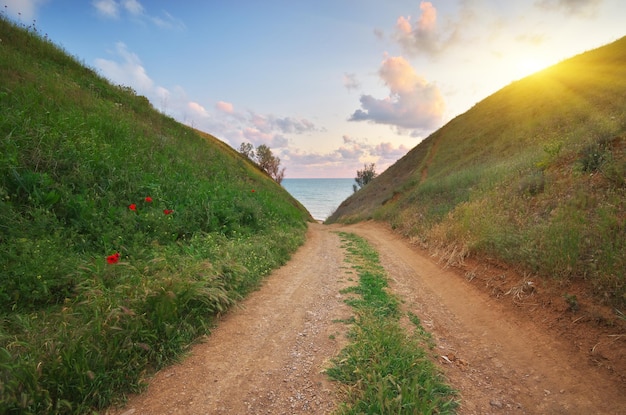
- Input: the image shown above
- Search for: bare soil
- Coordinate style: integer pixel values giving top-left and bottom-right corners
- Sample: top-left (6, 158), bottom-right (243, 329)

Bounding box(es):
top-left (108, 222), bottom-right (626, 415)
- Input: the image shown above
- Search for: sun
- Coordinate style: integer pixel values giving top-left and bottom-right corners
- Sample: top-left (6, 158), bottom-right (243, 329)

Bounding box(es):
top-left (516, 57), bottom-right (550, 79)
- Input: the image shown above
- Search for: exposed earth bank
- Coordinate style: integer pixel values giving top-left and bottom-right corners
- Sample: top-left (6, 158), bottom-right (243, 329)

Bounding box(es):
top-left (108, 222), bottom-right (626, 415)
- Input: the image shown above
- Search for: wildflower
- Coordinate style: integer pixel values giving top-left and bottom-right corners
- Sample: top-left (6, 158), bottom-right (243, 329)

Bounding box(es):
top-left (129, 203), bottom-right (137, 211)
top-left (163, 209), bottom-right (174, 215)
top-left (145, 196), bottom-right (153, 203)
top-left (107, 252), bottom-right (120, 264)
top-left (251, 189), bottom-right (256, 193)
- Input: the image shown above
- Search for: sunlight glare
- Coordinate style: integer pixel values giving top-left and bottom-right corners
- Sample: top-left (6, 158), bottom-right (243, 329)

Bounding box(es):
top-left (517, 57), bottom-right (549, 78)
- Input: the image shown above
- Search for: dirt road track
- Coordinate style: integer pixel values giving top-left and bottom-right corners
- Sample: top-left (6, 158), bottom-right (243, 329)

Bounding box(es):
top-left (109, 222), bottom-right (626, 415)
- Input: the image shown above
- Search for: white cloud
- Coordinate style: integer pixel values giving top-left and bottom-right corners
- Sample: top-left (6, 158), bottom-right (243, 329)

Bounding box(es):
top-left (91, 0), bottom-right (185, 29)
top-left (95, 42), bottom-right (155, 93)
top-left (121, 0), bottom-right (143, 15)
top-left (150, 11), bottom-right (186, 30)
top-left (4, 0), bottom-right (47, 21)
top-left (349, 56), bottom-right (445, 133)
top-left (93, 0), bottom-right (119, 19)
top-left (188, 102), bottom-right (209, 118)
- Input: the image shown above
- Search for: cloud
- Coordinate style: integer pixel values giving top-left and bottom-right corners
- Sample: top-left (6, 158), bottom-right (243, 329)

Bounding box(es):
top-left (372, 142), bottom-right (411, 161)
top-left (349, 56), bottom-right (445, 133)
top-left (243, 128), bottom-right (289, 148)
top-left (188, 102), bottom-right (209, 117)
top-left (373, 28), bottom-right (385, 40)
top-left (395, 1), bottom-right (448, 55)
top-left (121, 0), bottom-right (143, 15)
top-left (343, 73), bottom-right (361, 91)
top-left (150, 11), bottom-right (186, 30)
top-left (92, 0), bottom-right (185, 29)
top-left (95, 42), bottom-right (156, 93)
top-left (272, 117), bottom-right (317, 134)
top-left (280, 138), bottom-right (410, 178)
top-left (193, 106), bottom-right (318, 151)
top-left (93, 0), bottom-right (119, 18)
top-left (216, 101), bottom-right (234, 114)
top-left (3, 0), bottom-right (47, 21)
top-left (534, 0), bottom-right (602, 17)
top-left (247, 113), bottom-right (318, 135)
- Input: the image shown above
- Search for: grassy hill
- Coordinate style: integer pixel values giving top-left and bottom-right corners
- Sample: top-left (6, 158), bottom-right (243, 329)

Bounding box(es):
top-left (328, 36), bottom-right (626, 307)
top-left (0, 17), bottom-right (310, 413)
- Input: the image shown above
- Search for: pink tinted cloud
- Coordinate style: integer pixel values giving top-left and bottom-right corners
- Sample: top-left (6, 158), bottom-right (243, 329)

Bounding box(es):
top-left (216, 101), bottom-right (234, 114)
top-left (349, 56), bottom-right (445, 133)
top-left (188, 101), bottom-right (208, 117)
top-left (242, 128), bottom-right (288, 148)
top-left (281, 140), bottom-right (411, 178)
top-left (395, 1), bottom-right (458, 56)
top-left (418, 1), bottom-right (437, 31)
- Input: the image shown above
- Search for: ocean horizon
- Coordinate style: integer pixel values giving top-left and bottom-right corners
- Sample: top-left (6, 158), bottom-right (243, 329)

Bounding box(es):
top-left (282, 178), bottom-right (354, 221)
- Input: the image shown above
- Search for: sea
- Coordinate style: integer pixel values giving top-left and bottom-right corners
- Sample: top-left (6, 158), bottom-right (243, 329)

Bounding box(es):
top-left (282, 178), bottom-right (354, 221)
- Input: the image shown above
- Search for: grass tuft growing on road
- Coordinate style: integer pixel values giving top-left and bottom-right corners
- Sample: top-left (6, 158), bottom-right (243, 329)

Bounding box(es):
top-left (328, 232), bottom-right (457, 414)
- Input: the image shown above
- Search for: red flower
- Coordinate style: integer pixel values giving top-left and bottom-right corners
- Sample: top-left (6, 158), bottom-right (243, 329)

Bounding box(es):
top-left (129, 203), bottom-right (137, 211)
top-left (163, 209), bottom-right (174, 215)
top-left (145, 196), bottom-right (153, 203)
top-left (251, 189), bottom-right (256, 193)
top-left (107, 252), bottom-right (120, 264)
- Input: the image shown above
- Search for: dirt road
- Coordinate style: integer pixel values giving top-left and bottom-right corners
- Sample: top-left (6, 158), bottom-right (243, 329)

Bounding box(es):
top-left (109, 222), bottom-right (626, 415)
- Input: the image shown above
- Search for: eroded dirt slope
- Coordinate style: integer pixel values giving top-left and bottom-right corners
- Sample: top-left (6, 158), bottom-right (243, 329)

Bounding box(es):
top-left (108, 222), bottom-right (626, 415)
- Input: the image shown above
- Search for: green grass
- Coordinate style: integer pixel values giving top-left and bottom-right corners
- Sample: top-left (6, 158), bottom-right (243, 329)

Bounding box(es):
top-left (328, 36), bottom-right (626, 307)
top-left (327, 232), bottom-right (457, 414)
top-left (0, 17), bottom-right (310, 414)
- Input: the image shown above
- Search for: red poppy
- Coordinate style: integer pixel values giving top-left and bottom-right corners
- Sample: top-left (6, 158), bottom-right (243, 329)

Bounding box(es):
top-left (163, 209), bottom-right (174, 215)
top-left (145, 196), bottom-right (153, 203)
top-left (107, 252), bottom-right (120, 264)
top-left (129, 203), bottom-right (137, 211)
top-left (251, 189), bottom-right (256, 193)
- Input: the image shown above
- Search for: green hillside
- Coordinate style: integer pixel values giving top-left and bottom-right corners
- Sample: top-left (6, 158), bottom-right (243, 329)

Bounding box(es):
top-left (0, 17), bottom-right (310, 413)
top-left (329, 36), bottom-right (626, 306)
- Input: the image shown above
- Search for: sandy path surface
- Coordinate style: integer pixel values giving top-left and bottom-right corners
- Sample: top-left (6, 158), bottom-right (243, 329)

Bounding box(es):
top-left (108, 222), bottom-right (626, 415)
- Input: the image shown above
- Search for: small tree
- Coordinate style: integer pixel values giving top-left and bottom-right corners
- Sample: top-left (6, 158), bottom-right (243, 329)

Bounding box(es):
top-left (354, 163), bottom-right (376, 191)
top-left (238, 142), bottom-right (255, 159)
top-left (256, 144), bottom-right (285, 184)
top-left (239, 142), bottom-right (285, 184)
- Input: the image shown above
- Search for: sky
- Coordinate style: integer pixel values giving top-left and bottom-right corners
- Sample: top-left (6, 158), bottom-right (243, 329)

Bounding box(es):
top-left (4, 0), bottom-right (625, 177)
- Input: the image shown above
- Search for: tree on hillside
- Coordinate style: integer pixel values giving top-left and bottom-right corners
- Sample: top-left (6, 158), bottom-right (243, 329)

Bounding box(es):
top-left (238, 142), bottom-right (255, 159)
top-left (354, 163), bottom-right (377, 192)
top-left (239, 142), bottom-right (286, 184)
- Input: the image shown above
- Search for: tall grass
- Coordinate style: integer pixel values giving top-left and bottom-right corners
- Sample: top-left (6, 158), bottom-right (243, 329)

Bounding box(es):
top-left (328, 233), bottom-right (457, 414)
top-left (0, 16), bottom-right (310, 413)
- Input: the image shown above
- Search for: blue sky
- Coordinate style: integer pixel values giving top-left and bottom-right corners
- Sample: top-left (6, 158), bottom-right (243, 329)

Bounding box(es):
top-left (4, 0), bottom-right (625, 177)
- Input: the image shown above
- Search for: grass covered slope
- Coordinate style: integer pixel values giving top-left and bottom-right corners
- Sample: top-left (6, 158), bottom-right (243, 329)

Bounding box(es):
top-left (0, 17), bottom-right (310, 413)
top-left (328, 36), bottom-right (626, 306)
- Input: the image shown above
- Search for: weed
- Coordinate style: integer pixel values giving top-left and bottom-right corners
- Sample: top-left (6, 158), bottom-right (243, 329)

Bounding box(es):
top-left (578, 136), bottom-right (612, 173)
top-left (564, 293), bottom-right (580, 312)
